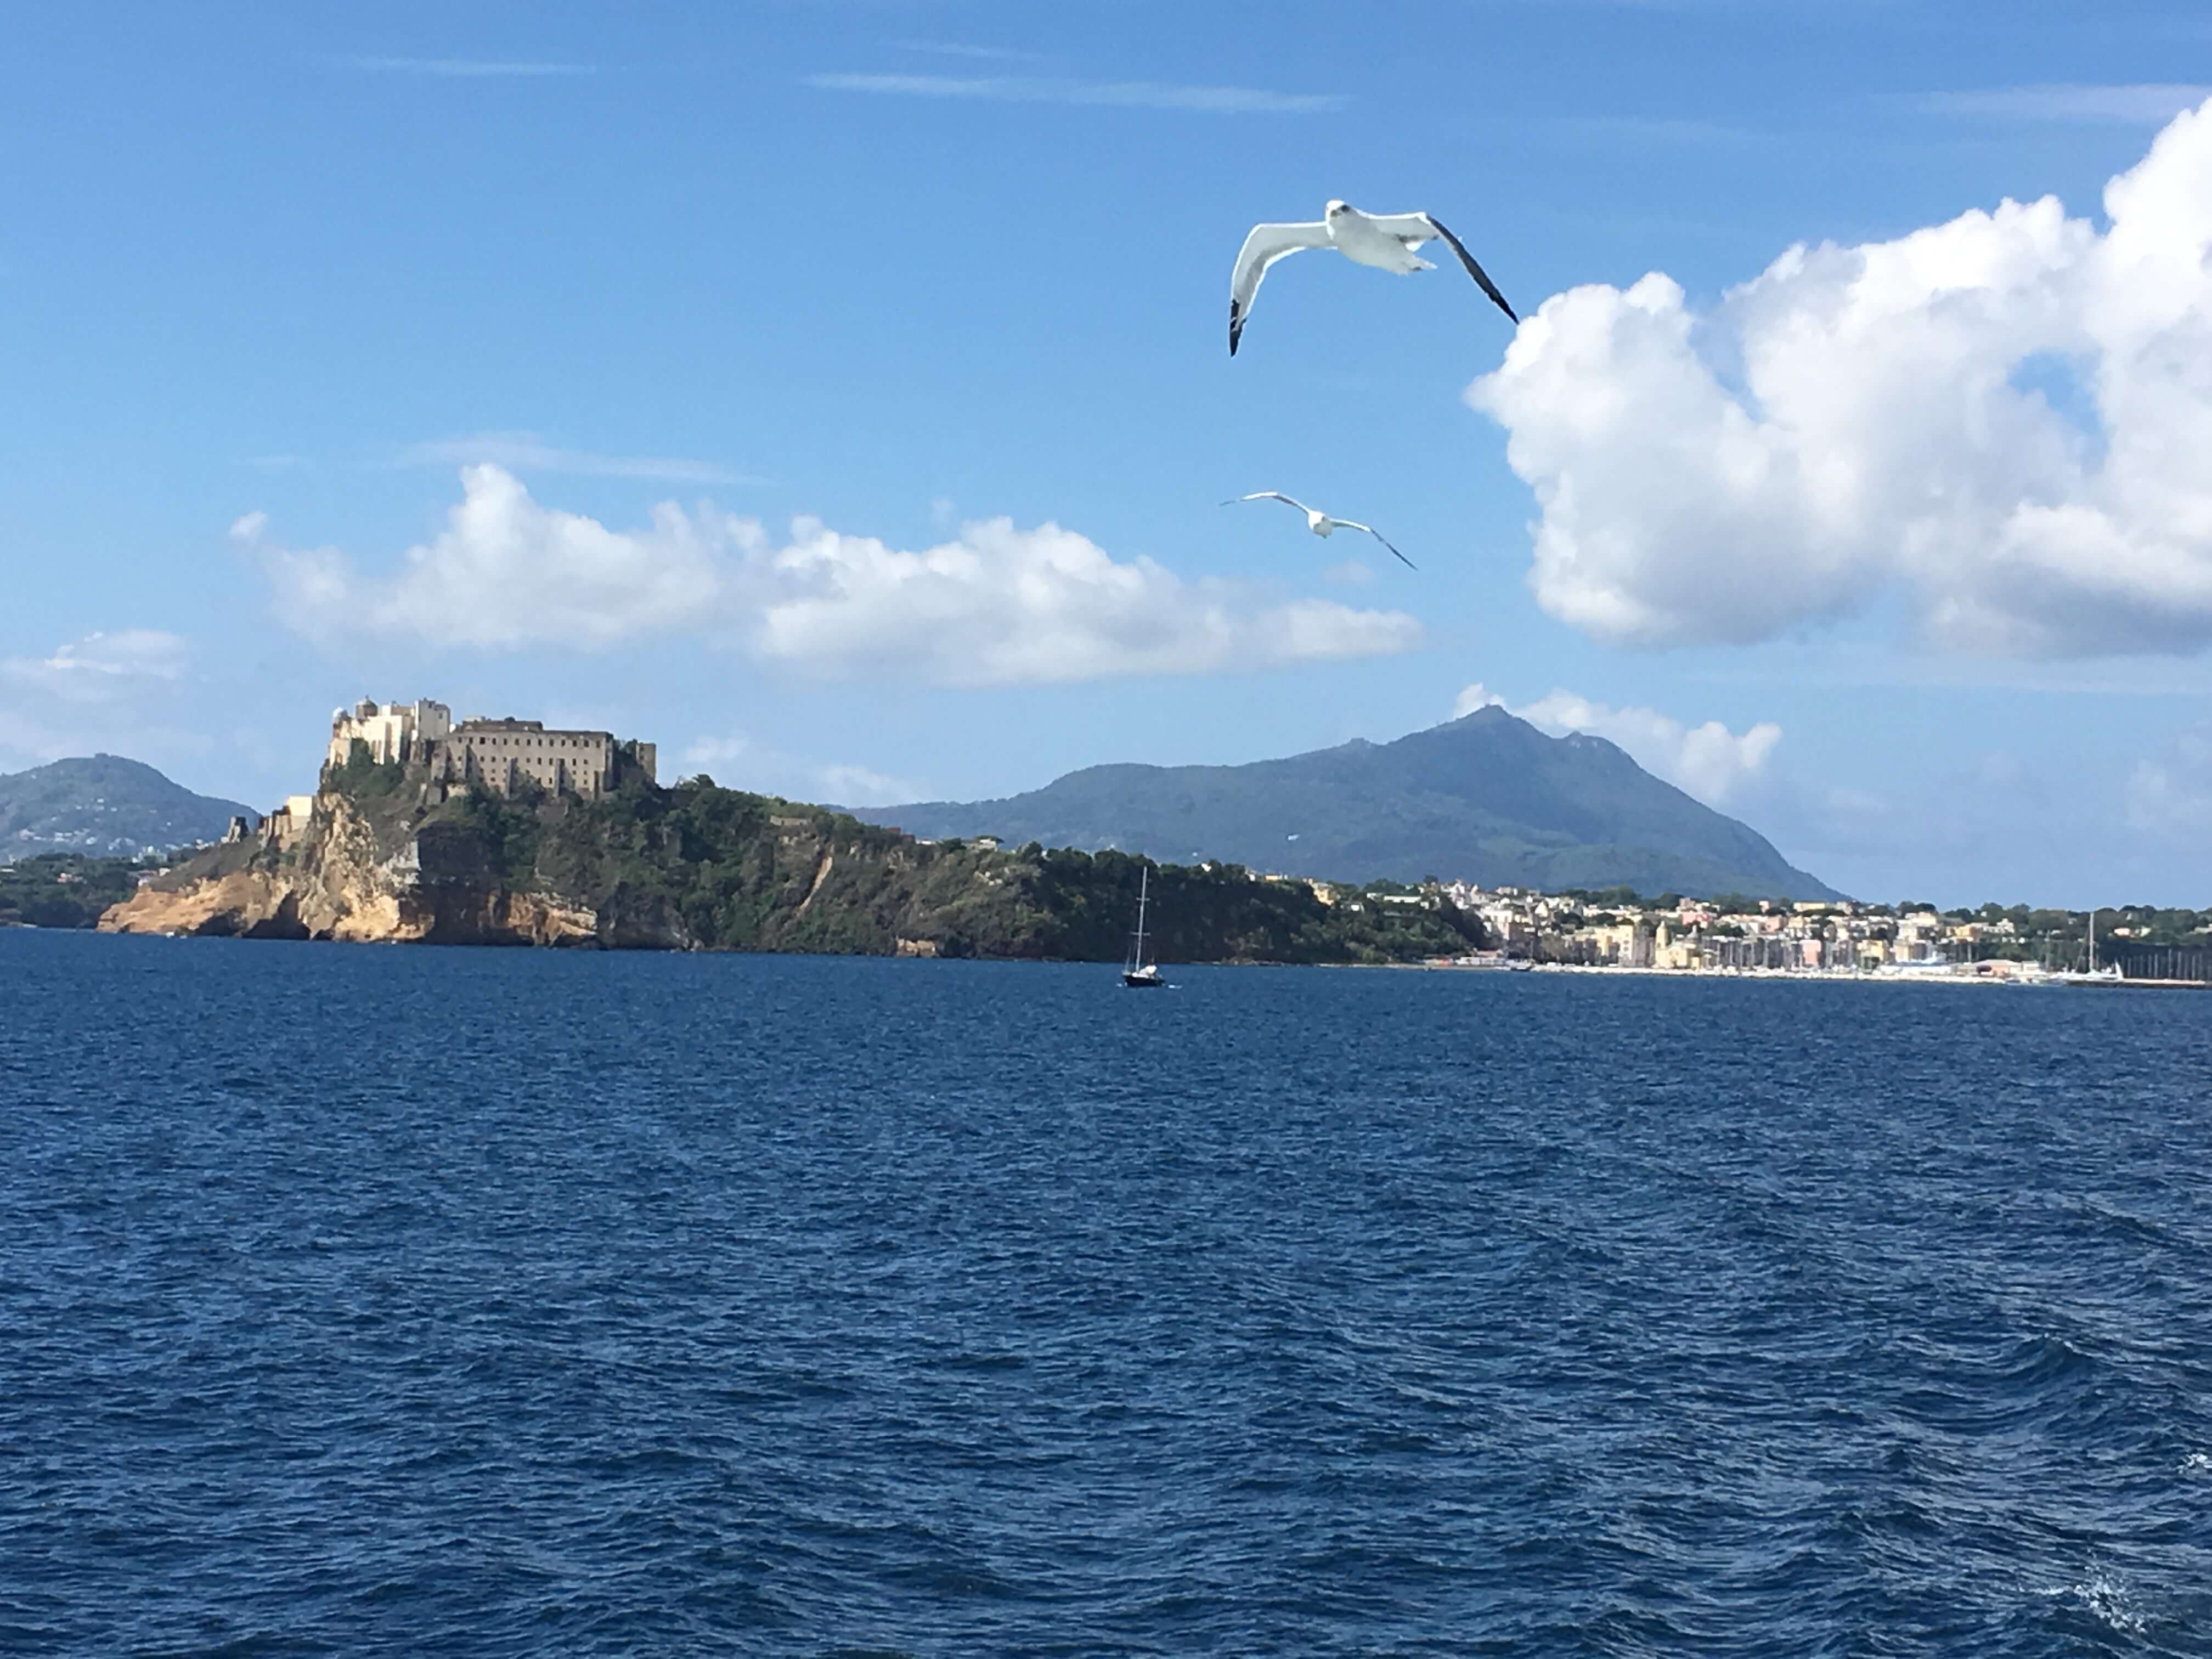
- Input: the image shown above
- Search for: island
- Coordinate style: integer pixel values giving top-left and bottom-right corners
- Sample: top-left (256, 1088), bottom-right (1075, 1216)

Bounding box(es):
top-left (94, 700), bottom-right (1481, 964)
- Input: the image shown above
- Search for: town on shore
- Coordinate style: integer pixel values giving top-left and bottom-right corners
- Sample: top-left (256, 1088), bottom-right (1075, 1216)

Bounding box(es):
top-left (1336, 882), bottom-right (2208, 986)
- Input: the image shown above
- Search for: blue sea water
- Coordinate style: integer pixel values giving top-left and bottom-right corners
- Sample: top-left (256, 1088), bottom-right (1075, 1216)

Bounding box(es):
top-left (4, 930), bottom-right (2212, 1656)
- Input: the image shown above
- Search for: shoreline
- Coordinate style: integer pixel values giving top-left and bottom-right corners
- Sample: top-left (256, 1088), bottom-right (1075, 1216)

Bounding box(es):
top-left (1374, 959), bottom-right (2211, 990)
top-left (21, 926), bottom-right (2208, 988)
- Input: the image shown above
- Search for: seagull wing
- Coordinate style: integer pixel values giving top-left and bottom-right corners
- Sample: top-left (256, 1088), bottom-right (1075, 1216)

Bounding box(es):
top-left (1223, 491), bottom-right (1312, 514)
top-left (1363, 211), bottom-right (1518, 325)
top-left (1229, 221), bottom-right (1330, 356)
top-left (1331, 519), bottom-right (1417, 571)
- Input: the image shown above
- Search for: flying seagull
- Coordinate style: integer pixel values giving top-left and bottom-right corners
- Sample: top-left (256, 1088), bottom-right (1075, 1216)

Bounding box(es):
top-left (1222, 492), bottom-right (1415, 570)
top-left (1228, 200), bottom-right (1518, 356)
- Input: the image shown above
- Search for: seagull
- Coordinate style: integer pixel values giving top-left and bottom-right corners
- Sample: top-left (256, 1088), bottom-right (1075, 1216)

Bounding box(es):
top-left (1222, 492), bottom-right (1415, 570)
top-left (1228, 200), bottom-right (1518, 356)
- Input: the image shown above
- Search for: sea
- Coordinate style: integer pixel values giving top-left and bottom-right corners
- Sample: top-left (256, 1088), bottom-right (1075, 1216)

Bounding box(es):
top-left (4, 928), bottom-right (2211, 1657)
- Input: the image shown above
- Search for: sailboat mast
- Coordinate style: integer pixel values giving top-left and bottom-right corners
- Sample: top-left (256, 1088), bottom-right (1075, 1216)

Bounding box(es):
top-left (1133, 867), bottom-right (1149, 966)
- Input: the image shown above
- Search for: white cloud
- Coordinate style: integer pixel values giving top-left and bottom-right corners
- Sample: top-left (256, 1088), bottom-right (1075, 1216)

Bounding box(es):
top-left (1922, 84), bottom-right (2212, 123)
top-left (0, 630), bottom-right (205, 771)
top-left (804, 72), bottom-right (1345, 115)
top-left (348, 57), bottom-right (592, 78)
top-left (261, 465), bottom-right (738, 650)
top-left (1453, 682), bottom-right (1781, 805)
top-left (682, 737), bottom-right (752, 770)
top-left (399, 433), bottom-right (754, 486)
top-left (3, 630), bottom-right (190, 698)
top-left (2125, 725), bottom-right (2212, 837)
top-left (680, 733), bottom-right (922, 807)
top-left (754, 515), bottom-right (1417, 684)
top-left (1469, 97), bottom-right (2212, 657)
top-left (229, 511), bottom-right (268, 542)
top-left (254, 465), bottom-right (1421, 684)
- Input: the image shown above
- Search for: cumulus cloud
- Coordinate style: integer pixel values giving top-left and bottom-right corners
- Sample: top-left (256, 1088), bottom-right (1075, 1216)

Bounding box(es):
top-left (252, 465), bottom-right (736, 650)
top-left (754, 515), bottom-right (1415, 684)
top-left (250, 465), bottom-right (1420, 684)
top-left (1454, 682), bottom-right (1781, 805)
top-left (1469, 97), bottom-right (2212, 657)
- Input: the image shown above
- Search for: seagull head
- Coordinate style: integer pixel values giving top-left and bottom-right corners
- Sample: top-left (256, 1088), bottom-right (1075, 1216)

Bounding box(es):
top-left (1325, 200), bottom-right (1349, 218)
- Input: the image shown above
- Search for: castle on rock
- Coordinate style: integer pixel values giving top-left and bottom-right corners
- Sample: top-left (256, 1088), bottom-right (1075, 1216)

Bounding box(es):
top-left (325, 698), bottom-right (657, 802)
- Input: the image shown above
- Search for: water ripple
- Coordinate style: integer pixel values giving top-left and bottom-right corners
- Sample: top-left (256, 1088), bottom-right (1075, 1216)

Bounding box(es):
top-left (4, 932), bottom-right (2211, 1655)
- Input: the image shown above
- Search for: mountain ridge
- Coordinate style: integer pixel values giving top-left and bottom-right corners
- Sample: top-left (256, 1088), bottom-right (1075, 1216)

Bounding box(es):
top-left (0, 754), bottom-right (253, 863)
top-left (854, 707), bottom-right (1838, 900)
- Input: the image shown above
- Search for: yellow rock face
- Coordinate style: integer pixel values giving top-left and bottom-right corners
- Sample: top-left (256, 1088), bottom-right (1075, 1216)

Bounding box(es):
top-left (97, 789), bottom-right (616, 947)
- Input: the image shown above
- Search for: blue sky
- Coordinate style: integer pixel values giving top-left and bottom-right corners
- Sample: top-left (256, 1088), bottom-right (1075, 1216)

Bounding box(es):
top-left (4, 1), bottom-right (2210, 905)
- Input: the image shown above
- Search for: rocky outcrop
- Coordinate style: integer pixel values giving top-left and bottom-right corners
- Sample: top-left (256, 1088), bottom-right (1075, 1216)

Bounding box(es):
top-left (98, 789), bottom-right (691, 948)
top-left (97, 869), bottom-right (309, 939)
top-left (95, 769), bottom-right (1483, 963)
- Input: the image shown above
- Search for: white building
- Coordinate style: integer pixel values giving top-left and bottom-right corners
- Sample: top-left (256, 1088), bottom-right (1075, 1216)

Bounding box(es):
top-left (328, 698), bottom-right (453, 769)
top-left (266, 793), bottom-right (317, 848)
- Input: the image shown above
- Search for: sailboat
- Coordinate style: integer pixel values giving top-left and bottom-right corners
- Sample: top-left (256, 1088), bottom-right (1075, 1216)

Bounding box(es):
top-left (1122, 866), bottom-right (1166, 988)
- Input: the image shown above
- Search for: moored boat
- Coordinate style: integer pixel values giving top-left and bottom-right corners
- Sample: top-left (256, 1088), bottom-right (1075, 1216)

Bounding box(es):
top-left (1122, 867), bottom-right (1166, 988)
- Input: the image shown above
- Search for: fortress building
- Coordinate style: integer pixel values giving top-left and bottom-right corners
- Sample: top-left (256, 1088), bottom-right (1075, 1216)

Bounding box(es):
top-left (326, 698), bottom-right (453, 768)
top-left (327, 697), bottom-right (656, 802)
top-left (439, 717), bottom-right (655, 800)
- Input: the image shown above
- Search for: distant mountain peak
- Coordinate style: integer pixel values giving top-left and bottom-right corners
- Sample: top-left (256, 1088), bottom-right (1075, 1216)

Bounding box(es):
top-left (853, 714), bottom-right (1836, 900)
top-left (0, 755), bottom-right (253, 864)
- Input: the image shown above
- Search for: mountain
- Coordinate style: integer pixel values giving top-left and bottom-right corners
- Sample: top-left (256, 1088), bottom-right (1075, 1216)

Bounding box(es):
top-left (857, 707), bottom-right (1838, 900)
top-left (0, 755), bottom-right (254, 863)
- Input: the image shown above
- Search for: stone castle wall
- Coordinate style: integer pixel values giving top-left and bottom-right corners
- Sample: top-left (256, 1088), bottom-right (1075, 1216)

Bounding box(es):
top-left (325, 697), bottom-right (657, 803)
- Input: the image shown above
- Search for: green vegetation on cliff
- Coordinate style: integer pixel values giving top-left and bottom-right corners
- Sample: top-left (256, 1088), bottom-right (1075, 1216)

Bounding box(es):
top-left (279, 768), bottom-right (1486, 962)
top-left (1, 853), bottom-right (149, 928)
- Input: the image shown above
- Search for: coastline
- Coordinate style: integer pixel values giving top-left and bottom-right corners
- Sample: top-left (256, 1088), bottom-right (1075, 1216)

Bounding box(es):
top-left (34, 926), bottom-right (2206, 988)
top-left (1362, 959), bottom-right (2210, 990)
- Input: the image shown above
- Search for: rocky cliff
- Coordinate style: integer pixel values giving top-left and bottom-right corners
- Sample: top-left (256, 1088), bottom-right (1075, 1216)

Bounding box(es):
top-left (99, 763), bottom-right (1482, 963)
top-left (99, 787), bottom-right (685, 946)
